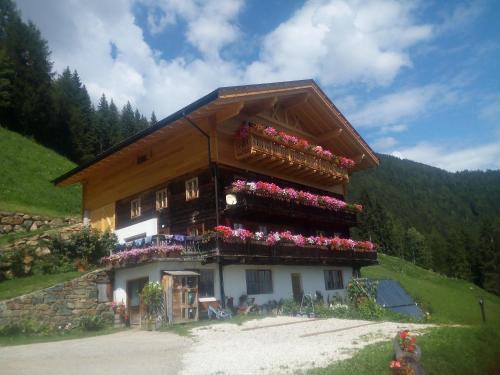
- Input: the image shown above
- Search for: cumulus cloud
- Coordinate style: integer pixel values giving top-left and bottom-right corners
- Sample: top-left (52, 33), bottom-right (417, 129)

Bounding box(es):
top-left (371, 136), bottom-right (398, 151)
top-left (391, 141), bottom-right (500, 172)
top-left (349, 84), bottom-right (456, 128)
top-left (15, 0), bottom-right (433, 118)
top-left (245, 0), bottom-right (432, 86)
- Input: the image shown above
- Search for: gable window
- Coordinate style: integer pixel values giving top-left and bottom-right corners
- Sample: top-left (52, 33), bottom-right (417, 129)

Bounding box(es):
top-left (156, 188), bottom-right (168, 210)
top-left (130, 198), bottom-right (141, 218)
top-left (324, 270), bottom-right (344, 290)
top-left (246, 270), bottom-right (273, 295)
top-left (185, 177), bottom-right (199, 201)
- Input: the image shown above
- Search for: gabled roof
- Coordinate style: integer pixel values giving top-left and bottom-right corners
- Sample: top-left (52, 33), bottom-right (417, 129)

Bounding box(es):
top-left (54, 79), bottom-right (378, 186)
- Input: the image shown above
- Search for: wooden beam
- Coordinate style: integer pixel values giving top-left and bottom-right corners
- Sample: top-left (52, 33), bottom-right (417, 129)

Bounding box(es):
top-left (353, 153), bottom-right (366, 163)
top-left (242, 97), bottom-right (278, 116)
top-left (216, 102), bottom-right (244, 124)
top-left (280, 93), bottom-right (310, 110)
top-left (316, 128), bottom-right (343, 143)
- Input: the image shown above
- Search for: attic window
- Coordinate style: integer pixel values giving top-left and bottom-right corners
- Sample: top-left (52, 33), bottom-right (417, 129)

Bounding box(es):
top-left (131, 198), bottom-right (141, 218)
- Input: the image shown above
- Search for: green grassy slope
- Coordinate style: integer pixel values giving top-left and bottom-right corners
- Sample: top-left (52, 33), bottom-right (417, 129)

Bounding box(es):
top-left (362, 253), bottom-right (500, 325)
top-left (309, 254), bottom-right (500, 375)
top-left (0, 127), bottom-right (81, 216)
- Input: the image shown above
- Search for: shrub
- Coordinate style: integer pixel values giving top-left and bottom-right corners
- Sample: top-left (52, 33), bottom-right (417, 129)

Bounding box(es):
top-left (51, 227), bottom-right (117, 267)
top-left (0, 319), bottom-right (51, 336)
top-left (141, 281), bottom-right (162, 316)
top-left (79, 315), bottom-right (105, 331)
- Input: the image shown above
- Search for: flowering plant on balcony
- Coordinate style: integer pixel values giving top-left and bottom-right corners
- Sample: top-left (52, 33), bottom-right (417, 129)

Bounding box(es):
top-left (237, 122), bottom-right (356, 169)
top-left (230, 179), bottom-right (363, 213)
top-left (101, 245), bottom-right (183, 266)
top-left (213, 226), bottom-right (375, 252)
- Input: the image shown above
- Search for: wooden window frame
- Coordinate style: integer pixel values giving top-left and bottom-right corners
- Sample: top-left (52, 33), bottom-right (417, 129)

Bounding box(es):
top-left (130, 198), bottom-right (141, 218)
top-left (156, 188), bottom-right (168, 210)
top-left (185, 177), bottom-right (199, 201)
top-left (245, 269), bottom-right (273, 295)
top-left (324, 270), bottom-right (344, 290)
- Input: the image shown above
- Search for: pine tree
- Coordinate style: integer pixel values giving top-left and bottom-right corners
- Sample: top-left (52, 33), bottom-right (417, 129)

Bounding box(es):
top-left (0, 0), bottom-right (53, 141)
top-left (108, 100), bottom-right (121, 145)
top-left (150, 111), bottom-right (157, 125)
top-left (120, 101), bottom-right (135, 138)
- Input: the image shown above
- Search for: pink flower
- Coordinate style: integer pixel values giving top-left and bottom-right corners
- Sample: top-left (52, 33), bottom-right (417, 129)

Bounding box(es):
top-left (264, 126), bottom-right (278, 137)
top-left (232, 180), bottom-right (247, 192)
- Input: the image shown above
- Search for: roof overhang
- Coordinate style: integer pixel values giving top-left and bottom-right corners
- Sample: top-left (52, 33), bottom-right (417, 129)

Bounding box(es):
top-left (54, 79), bottom-right (378, 186)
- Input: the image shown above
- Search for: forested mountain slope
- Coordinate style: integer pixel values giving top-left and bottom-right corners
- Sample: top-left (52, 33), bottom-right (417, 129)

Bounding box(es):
top-left (348, 154), bottom-right (500, 294)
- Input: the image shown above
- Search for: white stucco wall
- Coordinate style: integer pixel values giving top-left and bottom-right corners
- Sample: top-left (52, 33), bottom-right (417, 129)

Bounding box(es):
top-left (113, 261), bottom-right (352, 305)
top-left (114, 218), bottom-right (158, 243)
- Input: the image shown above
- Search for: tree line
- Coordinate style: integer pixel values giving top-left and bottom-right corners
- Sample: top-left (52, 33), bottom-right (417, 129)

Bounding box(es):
top-left (0, 0), bottom-right (157, 164)
top-left (350, 154), bottom-right (500, 296)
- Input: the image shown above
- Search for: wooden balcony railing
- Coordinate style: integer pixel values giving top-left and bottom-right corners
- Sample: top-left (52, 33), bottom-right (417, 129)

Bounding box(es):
top-left (112, 235), bottom-right (377, 267)
top-left (225, 191), bottom-right (357, 226)
top-left (235, 130), bottom-right (349, 184)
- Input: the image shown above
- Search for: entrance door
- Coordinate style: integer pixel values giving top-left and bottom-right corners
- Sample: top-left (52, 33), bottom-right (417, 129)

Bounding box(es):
top-left (291, 273), bottom-right (303, 302)
top-left (127, 277), bottom-right (148, 325)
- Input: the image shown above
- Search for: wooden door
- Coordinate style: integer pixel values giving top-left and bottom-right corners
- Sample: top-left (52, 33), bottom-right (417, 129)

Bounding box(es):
top-left (291, 273), bottom-right (303, 302)
top-left (127, 277), bottom-right (148, 325)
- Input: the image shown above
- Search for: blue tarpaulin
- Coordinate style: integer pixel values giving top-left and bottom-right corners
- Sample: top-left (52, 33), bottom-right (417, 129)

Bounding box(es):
top-left (375, 279), bottom-right (424, 319)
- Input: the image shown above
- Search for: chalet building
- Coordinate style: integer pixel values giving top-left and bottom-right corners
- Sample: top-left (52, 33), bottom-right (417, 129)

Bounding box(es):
top-left (55, 80), bottom-right (379, 323)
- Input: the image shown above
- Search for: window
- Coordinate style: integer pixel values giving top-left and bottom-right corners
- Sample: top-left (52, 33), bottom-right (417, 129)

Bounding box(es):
top-left (130, 198), bottom-right (141, 218)
top-left (199, 270), bottom-right (215, 297)
top-left (185, 177), bottom-right (199, 201)
top-left (324, 270), bottom-right (344, 290)
top-left (233, 223), bottom-right (243, 230)
top-left (246, 270), bottom-right (273, 295)
top-left (187, 223), bottom-right (205, 236)
top-left (156, 188), bottom-right (168, 210)
top-left (258, 225), bottom-right (268, 235)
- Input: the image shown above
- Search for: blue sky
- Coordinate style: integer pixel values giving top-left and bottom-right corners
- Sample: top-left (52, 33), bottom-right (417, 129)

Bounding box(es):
top-left (15, 0), bottom-right (500, 171)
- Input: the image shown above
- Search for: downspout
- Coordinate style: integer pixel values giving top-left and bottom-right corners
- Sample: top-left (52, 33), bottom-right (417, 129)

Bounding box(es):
top-left (182, 114), bottom-right (225, 306)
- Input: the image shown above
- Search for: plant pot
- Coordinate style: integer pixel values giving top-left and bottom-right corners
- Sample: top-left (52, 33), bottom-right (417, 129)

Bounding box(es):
top-left (393, 336), bottom-right (421, 362)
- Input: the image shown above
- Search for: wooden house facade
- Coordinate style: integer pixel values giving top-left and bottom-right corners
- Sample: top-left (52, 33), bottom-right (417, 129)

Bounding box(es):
top-left (55, 80), bottom-right (379, 322)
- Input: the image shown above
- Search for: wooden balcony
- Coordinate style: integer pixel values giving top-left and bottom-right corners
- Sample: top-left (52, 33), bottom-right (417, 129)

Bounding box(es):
top-left (113, 235), bottom-right (377, 267)
top-left (211, 241), bottom-right (377, 267)
top-left (235, 131), bottom-right (349, 185)
top-left (224, 191), bottom-right (357, 227)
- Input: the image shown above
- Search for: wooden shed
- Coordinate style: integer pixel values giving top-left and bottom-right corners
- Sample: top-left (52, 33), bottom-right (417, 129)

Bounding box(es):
top-left (162, 271), bottom-right (199, 324)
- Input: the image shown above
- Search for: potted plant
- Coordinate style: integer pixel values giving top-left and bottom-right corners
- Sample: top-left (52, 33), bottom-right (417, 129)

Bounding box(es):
top-left (393, 330), bottom-right (421, 362)
top-left (141, 281), bottom-right (163, 331)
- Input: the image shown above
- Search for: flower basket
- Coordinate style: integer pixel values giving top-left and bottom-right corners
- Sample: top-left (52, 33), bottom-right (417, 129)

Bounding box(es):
top-left (390, 360), bottom-right (413, 375)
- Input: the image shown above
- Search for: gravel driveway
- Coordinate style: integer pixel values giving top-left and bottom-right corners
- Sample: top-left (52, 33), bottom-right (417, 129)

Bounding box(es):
top-left (0, 317), bottom-right (433, 374)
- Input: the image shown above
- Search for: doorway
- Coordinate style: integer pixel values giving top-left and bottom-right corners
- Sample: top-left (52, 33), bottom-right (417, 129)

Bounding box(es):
top-left (126, 277), bottom-right (149, 325)
top-left (291, 273), bottom-right (303, 302)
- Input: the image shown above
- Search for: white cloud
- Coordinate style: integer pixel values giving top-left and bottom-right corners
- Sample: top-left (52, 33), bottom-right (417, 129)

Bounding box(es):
top-left (380, 124), bottom-right (408, 133)
top-left (350, 84), bottom-right (455, 128)
top-left (15, 0), bottom-right (433, 119)
top-left (391, 141), bottom-right (500, 172)
top-left (245, 0), bottom-right (432, 86)
top-left (371, 136), bottom-right (398, 151)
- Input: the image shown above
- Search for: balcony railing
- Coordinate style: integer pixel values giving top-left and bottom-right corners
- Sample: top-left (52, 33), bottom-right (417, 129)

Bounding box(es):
top-left (235, 130), bottom-right (349, 184)
top-left (225, 191), bottom-right (357, 226)
top-left (107, 234), bottom-right (376, 267)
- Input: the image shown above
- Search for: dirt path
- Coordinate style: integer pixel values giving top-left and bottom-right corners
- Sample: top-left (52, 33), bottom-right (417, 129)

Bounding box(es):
top-left (0, 317), bottom-right (434, 375)
top-left (0, 330), bottom-right (190, 375)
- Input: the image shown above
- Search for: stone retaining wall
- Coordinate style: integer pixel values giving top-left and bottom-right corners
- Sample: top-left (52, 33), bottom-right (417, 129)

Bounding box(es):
top-left (0, 211), bottom-right (80, 235)
top-left (0, 269), bottom-right (115, 329)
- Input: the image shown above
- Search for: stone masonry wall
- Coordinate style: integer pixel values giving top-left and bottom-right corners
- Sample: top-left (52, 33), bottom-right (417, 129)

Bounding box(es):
top-left (0, 211), bottom-right (80, 235)
top-left (0, 269), bottom-right (115, 329)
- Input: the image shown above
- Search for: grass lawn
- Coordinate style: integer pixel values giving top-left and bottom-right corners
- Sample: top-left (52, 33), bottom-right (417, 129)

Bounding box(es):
top-left (0, 327), bottom-right (124, 347)
top-left (363, 253), bottom-right (500, 326)
top-left (0, 272), bottom-right (83, 301)
top-left (0, 126), bottom-right (81, 217)
top-left (306, 254), bottom-right (500, 374)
